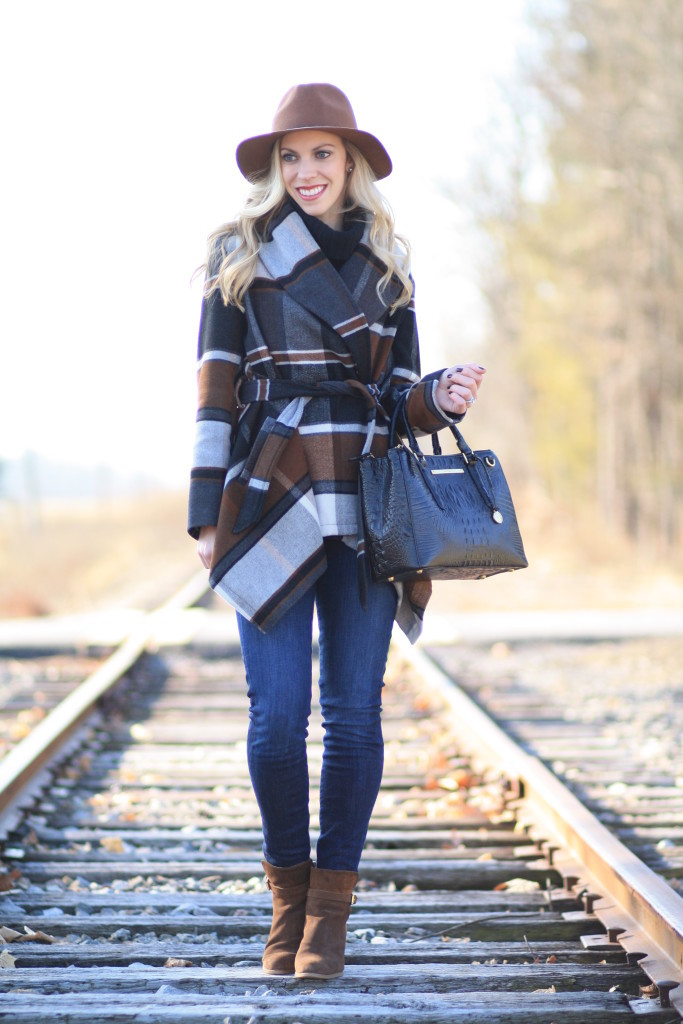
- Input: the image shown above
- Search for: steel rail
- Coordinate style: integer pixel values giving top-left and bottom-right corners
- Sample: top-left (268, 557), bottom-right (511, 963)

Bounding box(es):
top-left (0, 569), bottom-right (209, 830)
top-left (395, 632), bottom-right (683, 1015)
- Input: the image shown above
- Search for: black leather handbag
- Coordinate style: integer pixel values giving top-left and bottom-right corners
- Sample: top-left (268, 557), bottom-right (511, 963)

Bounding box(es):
top-left (357, 396), bottom-right (528, 583)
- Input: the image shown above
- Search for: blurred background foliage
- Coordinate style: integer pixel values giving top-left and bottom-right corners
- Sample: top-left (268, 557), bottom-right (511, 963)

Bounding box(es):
top-left (467, 0), bottom-right (683, 560)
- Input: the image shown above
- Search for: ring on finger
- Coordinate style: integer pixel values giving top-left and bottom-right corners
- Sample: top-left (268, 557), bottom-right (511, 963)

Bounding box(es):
top-left (466, 396), bottom-right (476, 405)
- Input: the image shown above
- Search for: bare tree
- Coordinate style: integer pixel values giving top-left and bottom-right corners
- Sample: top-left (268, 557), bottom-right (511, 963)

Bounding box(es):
top-left (467, 0), bottom-right (683, 553)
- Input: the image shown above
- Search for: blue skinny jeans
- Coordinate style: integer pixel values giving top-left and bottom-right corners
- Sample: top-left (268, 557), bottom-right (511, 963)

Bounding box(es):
top-left (236, 538), bottom-right (397, 871)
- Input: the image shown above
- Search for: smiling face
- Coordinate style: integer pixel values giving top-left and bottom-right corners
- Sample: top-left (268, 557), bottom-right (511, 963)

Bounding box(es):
top-left (279, 130), bottom-right (350, 230)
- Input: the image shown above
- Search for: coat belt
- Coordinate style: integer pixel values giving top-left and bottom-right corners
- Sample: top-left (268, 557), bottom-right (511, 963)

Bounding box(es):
top-left (232, 377), bottom-right (386, 534)
top-left (236, 377), bottom-right (383, 411)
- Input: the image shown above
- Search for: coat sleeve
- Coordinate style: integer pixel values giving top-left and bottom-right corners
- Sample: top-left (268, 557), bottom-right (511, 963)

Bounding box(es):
top-left (187, 272), bottom-right (246, 540)
top-left (384, 282), bottom-right (464, 435)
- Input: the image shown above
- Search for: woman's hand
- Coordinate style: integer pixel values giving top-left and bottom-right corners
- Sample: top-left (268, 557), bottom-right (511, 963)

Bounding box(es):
top-left (197, 526), bottom-right (217, 570)
top-left (434, 362), bottom-right (486, 416)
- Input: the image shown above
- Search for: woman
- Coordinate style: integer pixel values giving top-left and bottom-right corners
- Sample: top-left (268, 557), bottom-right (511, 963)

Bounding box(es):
top-left (188, 83), bottom-right (485, 980)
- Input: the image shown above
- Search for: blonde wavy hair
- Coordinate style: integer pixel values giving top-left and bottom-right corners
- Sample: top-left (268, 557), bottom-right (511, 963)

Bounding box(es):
top-left (202, 139), bottom-right (413, 313)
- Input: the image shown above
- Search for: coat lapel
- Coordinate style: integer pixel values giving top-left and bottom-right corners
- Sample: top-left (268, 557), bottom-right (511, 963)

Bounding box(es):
top-left (257, 209), bottom-right (401, 382)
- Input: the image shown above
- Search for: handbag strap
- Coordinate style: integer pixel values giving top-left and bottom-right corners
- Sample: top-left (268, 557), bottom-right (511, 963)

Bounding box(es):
top-left (388, 394), bottom-right (445, 510)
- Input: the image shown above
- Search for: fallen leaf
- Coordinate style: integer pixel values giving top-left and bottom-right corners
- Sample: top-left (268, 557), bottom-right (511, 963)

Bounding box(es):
top-left (100, 836), bottom-right (125, 854)
top-left (130, 724), bottom-right (151, 740)
top-left (0, 928), bottom-right (22, 942)
top-left (427, 752), bottom-right (451, 772)
top-left (9, 723), bottom-right (31, 741)
top-left (0, 870), bottom-right (21, 893)
top-left (0, 949), bottom-right (16, 969)
top-left (19, 707), bottom-right (46, 724)
top-left (498, 878), bottom-right (541, 893)
top-left (164, 957), bottom-right (194, 968)
top-left (452, 768), bottom-right (476, 789)
top-left (18, 928), bottom-right (56, 944)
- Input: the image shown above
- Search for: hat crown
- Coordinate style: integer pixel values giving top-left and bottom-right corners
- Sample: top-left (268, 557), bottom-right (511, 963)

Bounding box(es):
top-left (272, 83), bottom-right (358, 135)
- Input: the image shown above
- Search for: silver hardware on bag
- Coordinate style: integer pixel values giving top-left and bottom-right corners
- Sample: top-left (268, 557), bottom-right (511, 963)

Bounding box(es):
top-left (492, 510), bottom-right (504, 524)
top-left (431, 468), bottom-right (465, 475)
top-left (485, 456), bottom-right (496, 467)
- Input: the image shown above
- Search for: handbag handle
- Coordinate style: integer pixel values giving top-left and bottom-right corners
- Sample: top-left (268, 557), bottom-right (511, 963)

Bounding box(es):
top-left (389, 392), bottom-right (421, 452)
top-left (390, 392), bottom-right (476, 464)
top-left (390, 391), bottom-right (504, 523)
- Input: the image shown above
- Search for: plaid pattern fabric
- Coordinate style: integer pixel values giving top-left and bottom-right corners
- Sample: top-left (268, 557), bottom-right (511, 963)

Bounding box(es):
top-left (188, 206), bottom-right (456, 639)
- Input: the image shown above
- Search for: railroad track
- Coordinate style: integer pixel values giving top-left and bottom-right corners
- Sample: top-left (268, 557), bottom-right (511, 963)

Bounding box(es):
top-left (428, 638), bottom-right (683, 895)
top-left (0, 577), bottom-right (681, 1022)
top-left (0, 651), bottom-right (104, 762)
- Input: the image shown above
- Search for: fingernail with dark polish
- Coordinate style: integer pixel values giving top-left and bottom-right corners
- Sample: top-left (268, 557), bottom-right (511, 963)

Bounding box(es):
top-left (455, 366), bottom-right (463, 372)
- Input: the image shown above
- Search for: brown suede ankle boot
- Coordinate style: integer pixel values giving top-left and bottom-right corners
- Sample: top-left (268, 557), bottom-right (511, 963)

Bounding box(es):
top-left (294, 866), bottom-right (358, 979)
top-left (261, 859), bottom-right (311, 975)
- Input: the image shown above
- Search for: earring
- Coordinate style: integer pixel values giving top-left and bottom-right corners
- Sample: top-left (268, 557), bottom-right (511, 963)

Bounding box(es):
top-left (347, 165), bottom-right (353, 174)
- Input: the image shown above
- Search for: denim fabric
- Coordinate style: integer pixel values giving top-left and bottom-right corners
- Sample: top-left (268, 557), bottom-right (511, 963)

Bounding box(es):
top-left (236, 538), bottom-right (397, 871)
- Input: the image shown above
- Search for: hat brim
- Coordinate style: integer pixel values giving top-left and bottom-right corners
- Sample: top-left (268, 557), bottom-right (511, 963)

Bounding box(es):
top-left (236, 126), bottom-right (392, 181)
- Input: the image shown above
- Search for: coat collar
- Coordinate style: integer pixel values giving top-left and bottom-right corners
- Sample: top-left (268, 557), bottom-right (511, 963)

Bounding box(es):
top-left (256, 206), bottom-right (401, 381)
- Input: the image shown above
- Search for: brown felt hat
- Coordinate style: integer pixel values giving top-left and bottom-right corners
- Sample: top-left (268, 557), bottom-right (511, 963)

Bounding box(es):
top-left (236, 83), bottom-right (392, 181)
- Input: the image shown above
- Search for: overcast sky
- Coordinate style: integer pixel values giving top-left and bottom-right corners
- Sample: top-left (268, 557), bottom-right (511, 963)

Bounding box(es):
top-left (1, 0), bottom-right (531, 488)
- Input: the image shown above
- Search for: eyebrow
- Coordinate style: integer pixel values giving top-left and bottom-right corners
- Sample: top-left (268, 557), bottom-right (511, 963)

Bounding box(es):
top-left (280, 140), bottom-right (340, 155)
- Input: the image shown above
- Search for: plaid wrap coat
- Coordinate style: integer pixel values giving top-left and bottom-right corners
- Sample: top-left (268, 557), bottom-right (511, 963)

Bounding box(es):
top-left (188, 204), bottom-right (458, 640)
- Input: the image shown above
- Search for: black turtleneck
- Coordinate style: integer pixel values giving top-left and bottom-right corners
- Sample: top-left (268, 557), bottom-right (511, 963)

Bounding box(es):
top-left (284, 198), bottom-right (366, 271)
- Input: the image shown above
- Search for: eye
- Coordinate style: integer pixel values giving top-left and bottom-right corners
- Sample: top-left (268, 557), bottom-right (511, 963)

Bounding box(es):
top-left (281, 152), bottom-right (297, 163)
top-left (315, 149), bottom-right (332, 159)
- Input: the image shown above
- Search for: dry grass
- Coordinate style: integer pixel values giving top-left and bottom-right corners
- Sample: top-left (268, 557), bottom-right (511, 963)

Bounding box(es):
top-left (0, 490), bottom-right (199, 617)
top-left (0, 488), bottom-right (681, 619)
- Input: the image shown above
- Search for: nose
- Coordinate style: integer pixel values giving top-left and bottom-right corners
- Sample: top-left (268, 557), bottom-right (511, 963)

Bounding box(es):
top-left (296, 157), bottom-right (317, 180)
